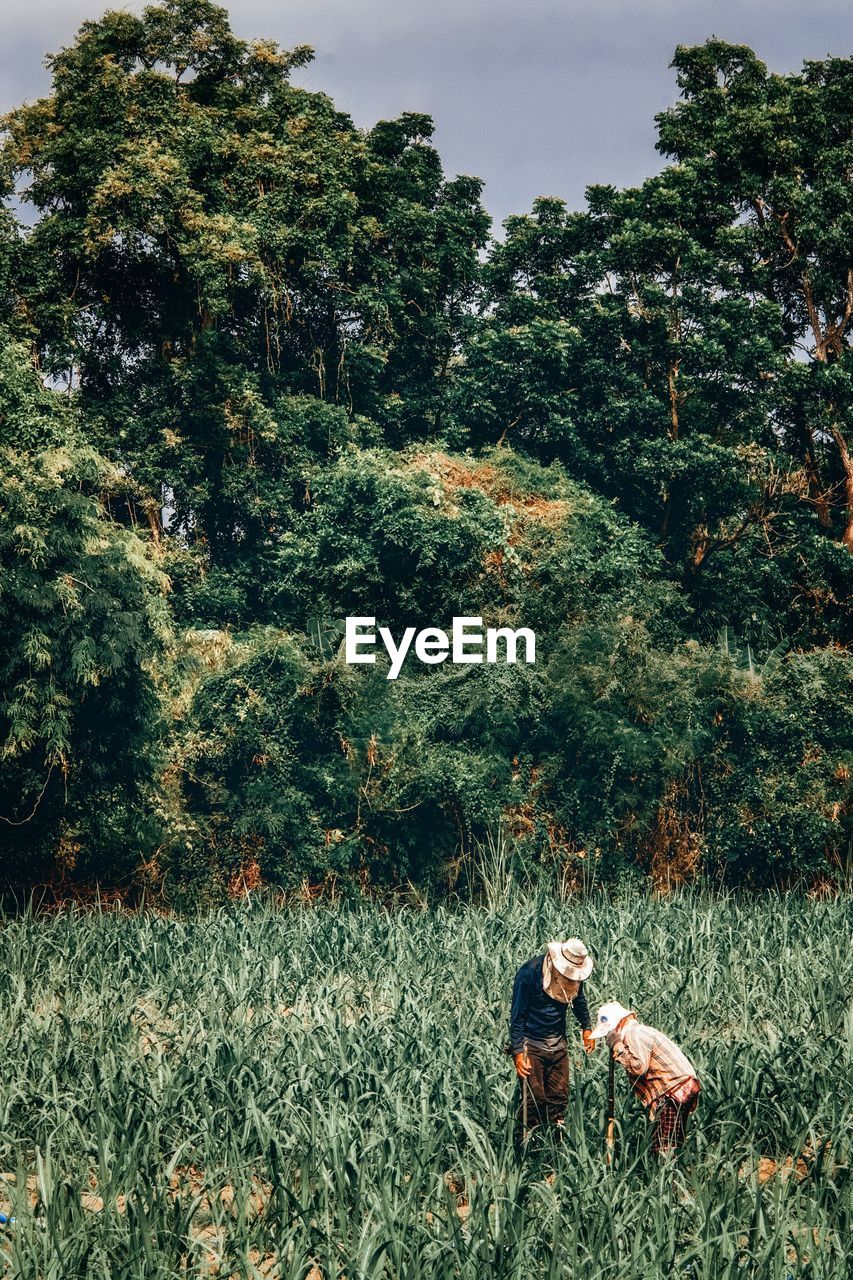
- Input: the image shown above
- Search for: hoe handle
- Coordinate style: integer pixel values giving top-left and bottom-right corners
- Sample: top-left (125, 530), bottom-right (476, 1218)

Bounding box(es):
top-left (522, 1038), bottom-right (529, 1141)
top-left (605, 1046), bottom-right (616, 1165)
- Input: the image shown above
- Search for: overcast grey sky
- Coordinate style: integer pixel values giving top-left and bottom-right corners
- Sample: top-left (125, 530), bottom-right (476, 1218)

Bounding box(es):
top-left (1, 1), bottom-right (851, 229)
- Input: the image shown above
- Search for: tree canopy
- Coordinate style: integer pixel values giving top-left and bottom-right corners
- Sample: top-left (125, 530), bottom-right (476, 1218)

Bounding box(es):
top-left (1, 2), bottom-right (850, 898)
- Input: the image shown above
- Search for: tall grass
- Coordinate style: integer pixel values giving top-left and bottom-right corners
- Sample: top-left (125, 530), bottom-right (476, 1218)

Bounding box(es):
top-left (0, 892), bottom-right (849, 1278)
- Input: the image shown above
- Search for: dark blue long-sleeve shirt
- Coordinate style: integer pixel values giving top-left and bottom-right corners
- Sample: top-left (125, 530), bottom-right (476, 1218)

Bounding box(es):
top-left (509, 954), bottom-right (591, 1053)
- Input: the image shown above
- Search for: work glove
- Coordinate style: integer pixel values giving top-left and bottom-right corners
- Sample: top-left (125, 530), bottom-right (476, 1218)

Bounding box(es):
top-left (582, 1029), bottom-right (596, 1054)
top-left (514, 1051), bottom-right (532, 1079)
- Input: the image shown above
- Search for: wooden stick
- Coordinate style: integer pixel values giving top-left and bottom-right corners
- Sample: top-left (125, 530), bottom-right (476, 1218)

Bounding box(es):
top-left (605, 1046), bottom-right (616, 1165)
top-left (522, 1038), bottom-right (529, 1145)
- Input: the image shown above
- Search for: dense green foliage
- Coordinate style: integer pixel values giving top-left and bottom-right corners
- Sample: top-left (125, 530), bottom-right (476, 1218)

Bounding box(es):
top-left (0, 336), bottom-right (169, 883)
top-left (0, 894), bottom-right (850, 1277)
top-left (0, 1), bottom-right (850, 895)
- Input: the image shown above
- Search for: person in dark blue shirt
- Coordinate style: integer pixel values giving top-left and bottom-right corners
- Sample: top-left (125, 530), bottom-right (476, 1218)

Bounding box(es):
top-left (509, 938), bottom-right (595, 1153)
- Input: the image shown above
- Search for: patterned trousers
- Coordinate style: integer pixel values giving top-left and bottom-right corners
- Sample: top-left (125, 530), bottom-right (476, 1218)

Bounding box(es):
top-left (651, 1082), bottom-right (700, 1155)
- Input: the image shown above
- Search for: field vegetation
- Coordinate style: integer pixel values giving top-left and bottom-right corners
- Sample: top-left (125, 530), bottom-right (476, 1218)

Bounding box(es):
top-left (0, 891), bottom-right (849, 1278)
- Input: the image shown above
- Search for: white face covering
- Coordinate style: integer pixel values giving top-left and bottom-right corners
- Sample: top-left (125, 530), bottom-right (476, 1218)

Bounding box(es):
top-left (542, 953), bottom-right (580, 1004)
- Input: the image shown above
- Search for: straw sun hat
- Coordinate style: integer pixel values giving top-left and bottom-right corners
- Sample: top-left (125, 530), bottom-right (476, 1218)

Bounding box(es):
top-left (546, 938), bottom-right (593, 982)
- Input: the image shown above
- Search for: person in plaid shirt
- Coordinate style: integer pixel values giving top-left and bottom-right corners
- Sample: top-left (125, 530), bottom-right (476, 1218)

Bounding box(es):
top-left (590, 1000), bottom-right (701, 1155)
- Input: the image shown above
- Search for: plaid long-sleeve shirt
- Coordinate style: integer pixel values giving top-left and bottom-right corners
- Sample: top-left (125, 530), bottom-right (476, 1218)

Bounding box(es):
top-left (610, 1021), bottom-right (698, 1112)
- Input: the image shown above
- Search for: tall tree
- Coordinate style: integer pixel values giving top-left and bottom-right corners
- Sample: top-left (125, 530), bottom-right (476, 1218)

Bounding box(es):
top-left (453, 189), bottom-right (802, 641)
top-left (657, 41), bottom-right (853, 550)
top-left (1, 0), bottom-right (487, 564)
top-left (454, 46), bottom-right (853, 644)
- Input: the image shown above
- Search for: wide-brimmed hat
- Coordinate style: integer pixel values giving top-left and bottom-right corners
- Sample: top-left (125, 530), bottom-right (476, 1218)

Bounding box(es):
top-left (546, 938), bottom-right (593, 982)
top-left (589, 1000), bottom-right (633, 1039)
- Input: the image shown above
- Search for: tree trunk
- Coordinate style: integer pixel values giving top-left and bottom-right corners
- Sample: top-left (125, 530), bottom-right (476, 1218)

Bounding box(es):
top-left (143, 501), bottom-right (163, 547)
top-left (800, 276), bottom-right (853, 552)
top-left (801, 423), bottom-right (832, 528)
top-left (829, 423), bottom-right (853, 552)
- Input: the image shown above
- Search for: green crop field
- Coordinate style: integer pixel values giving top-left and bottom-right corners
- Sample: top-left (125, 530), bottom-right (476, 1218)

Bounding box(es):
top-left (0, 892), bottom-right (850, 1279)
